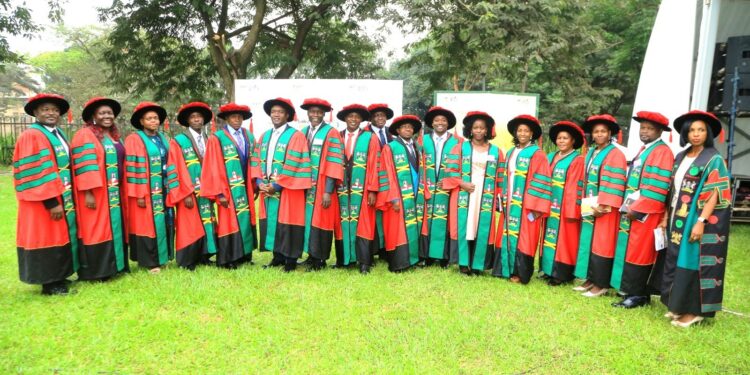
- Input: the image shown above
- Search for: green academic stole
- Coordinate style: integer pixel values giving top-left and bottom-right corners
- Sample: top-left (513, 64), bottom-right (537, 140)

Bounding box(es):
top-left (541, 151), bottom-right (578, 275)
top-left (101, 136), bottom-right (125, 269)
top-left (456, 142), bottom-right (501, 269)
top-left (302, 124), bottom-right (338, 253)
top-left (136, 130), bottom-right (170, 264)
top-left (31, 124), bottom-right (79, 270)
top-left (214, 130), bottom-right (254, 255)
top-left (390, 141), bottom-right (422, 265)
top-left (259, 127), bottom-right (295, 250)
top-left (338, 131), bottom-right (373, 263)
top-left (174, 133), bottom-right (218, 254)
top-left (610, 141), bottom-right (659, 289)
top-left (422, 134), bottom-right (459, 259)
top-left (500, 145), bottom-right (540, 277)
top-left (573, 144), bottom-right (615, 279)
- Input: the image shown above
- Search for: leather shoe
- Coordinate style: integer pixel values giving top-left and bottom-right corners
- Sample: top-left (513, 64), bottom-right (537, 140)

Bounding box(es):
top-left (439, 259), bottom-right (449, 269)
top-left (263, 259), bottom-right (284, 269)
top-left (359, 264), bottom-right (370, 274)
top-left (582, 288), bottom-right (608, 297)
top-left (671, 315), bottom-right (704, 328)
top-left (41, 282), bottom-right (69, 296)
top-left (459, 266), bottom-right (472, 276)
top-left (297, 257), bottom-right (313, 266)
top-left (283, 263), bottom-right (297, 272)
top-left (306, 259), bottom-right (326, 272)
top-left (612, 295), bottom-right (650, 309)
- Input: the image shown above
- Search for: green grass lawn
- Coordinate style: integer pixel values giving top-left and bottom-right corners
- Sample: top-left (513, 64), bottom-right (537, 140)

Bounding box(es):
top-left (1, 173), bottom-right (749, 374)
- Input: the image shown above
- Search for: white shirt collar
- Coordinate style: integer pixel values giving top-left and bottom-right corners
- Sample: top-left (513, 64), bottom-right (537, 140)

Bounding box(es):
top-left (400, 137), bottom-right (413, 146)
top-left (642, 138), bottom-right (660, 149)
top-left (189, 127), bottom-right (203, 139)
top-left (42, 124), bottom-right (58, 132)
top-left (273, 124), bottom-right (288, 134)
top-left (433, 132), bottom-right (448, 141)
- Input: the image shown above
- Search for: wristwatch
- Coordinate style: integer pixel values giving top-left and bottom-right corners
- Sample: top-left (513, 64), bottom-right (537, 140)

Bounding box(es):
top-left (697, 216), bottom-right (708, 224)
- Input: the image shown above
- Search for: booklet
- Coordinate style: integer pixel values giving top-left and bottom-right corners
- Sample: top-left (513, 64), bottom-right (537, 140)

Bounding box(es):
top-left (581, 196), bottom-right (599, 217)
top-left (654, 227), bottom-right (667, 251)
top-left (620, 190), bottom-right (649, 223)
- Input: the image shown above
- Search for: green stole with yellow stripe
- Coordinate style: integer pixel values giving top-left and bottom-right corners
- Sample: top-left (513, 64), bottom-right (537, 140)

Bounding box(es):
top-left (135, 130), bottom-right (171, 264)
top-left (174, 133), bottom-right (218, 254)
top-left (389, 141), bottom-right (424, 265)
top-left (610, 140), bottom-right (661, 290)
top-left (422, 133), bottom-right (459, 259)
top-left (301, 123), bottom-right (339, 253)
top-left (456, 142), bottom-right (501, 269)
top-left (338, 131), bottom-right (373, 263)
top-left (28, 123), bottom-right (79, 270)
top-left (541, 151), bottom-right (578, 275)
top-left (259, 126), bottom-right (296, 250)
top-left (500, 145), bottom-right (543, 277)
top-left (573, 145), bottom-right (616, 278)
top-left (214, 129), bottom-right (254, 255)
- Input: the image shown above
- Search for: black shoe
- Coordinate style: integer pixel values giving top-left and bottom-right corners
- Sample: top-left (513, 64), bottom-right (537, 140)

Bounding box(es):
top-left (359, 264), bottom-right (370, 274)
top-left (425, 258), bottom-right (435, 267)
top-left (537, 272), bottom-right (550, 280)
top-left (306, 259), bottom-right (326, 272)
top-left (41, 281), bottom-right (69, 296)
top-left (283, 263), bottom-right (297, 272)
top-left (263, 259), bottom-right (284, 269)
top-left (331, 263), bottom-right (352, 269)
top-left (459, 266), bottom-right (472, 276)
top-left (297, 257), bottom-right (313, 266)
top-left (612, 295), bottom-right (651, 309)
top-left (222, 262), bottom-right (238, 270)
top-left (439, 259), bottom-right (449, 269)
top-left (546, 278), bottom-right (564, 286)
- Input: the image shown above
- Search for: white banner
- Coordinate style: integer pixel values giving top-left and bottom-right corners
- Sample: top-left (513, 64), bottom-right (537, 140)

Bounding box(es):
top-left (434, 91), bottom-right (539, 152)
top-left (235, 79), bottom-right (403, 137)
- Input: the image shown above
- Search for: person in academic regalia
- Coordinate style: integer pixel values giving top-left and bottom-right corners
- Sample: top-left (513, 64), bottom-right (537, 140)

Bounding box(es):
top-left (573, 114), bottom-right (628, 297)
top-left (442, 111), bottom-right (504, 276)
top-left (376, 115), bottom-right (430, 272)
top-left (14, 93), bottom-right (78, 295)
top-left (72, 97), bottom-right (129, 281)
top-left (539, 121), bottom-right (585, 286)
top-left (492, 114), bottom-right (551, 284)
top-left (420, 106), bottom-right (462, 268)
top-left (334, 104), bottom-right (381, 274)
top-left (365, 103), bottom-right (395, 260)
top-left (165, 102), bottom-right (219, 270)
top-left (124, 102), bottom-right (174, 273)
top-left (295, 98), bottom-right (344, 271)
top-left (609, 111), bottom-right (674, 309)
top-left (200, 103), bottom-right (258, 269)
top-left (654, 110), bottom-right (731, 327)
top-left (256, 98), bottom-right (313, 272)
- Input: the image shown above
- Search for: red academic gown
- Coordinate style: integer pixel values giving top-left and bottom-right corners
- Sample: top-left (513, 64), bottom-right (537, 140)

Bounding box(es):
top-left (612, 141), bottom-right (675, 295)
top-left (334, 129), bottom-right (381, 266)
top-left (200, 128), bottom-right (259, 266)
top-left (376, 141), bottom-right (431, 271)
top-left (493, 146), bottom-right (551, 283)
top-left (71, 127), bottom-right (129, 279)
top-left (166, 138), bottom-right (210, 268)
top-left (542, 153), bottom-right (584, 281)
top-left (124, 132), bottom-right (173, 268)
top-left (256, 128), bottom-right (313, 259)
top-left (13, 127), bottom-right (77, 285)
top-left (304, 125), bottom-right (344, 261)
top-left (575, 146), bottom-right (628, 288)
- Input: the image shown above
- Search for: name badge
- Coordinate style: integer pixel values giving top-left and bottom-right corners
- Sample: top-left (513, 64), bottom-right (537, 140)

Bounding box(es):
top-left (487, 155), bottom-right (497, 162)
top-left (313, 138), bottom-right (324, 146)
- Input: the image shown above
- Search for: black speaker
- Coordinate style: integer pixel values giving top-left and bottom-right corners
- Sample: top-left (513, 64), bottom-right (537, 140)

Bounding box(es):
top-left (722, 35), bottom-right (750, 112)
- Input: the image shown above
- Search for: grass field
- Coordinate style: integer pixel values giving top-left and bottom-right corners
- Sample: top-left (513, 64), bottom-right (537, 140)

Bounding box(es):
top-left (1, 174), bottom-right (749, 374)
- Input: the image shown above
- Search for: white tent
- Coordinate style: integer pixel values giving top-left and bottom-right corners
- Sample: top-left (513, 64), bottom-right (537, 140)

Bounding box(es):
top-left (629, 0), bottom-right (750, 175)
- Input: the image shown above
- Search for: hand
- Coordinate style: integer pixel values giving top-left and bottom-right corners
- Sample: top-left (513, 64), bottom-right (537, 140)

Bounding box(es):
top-left (689, 222), bottom-right (704, 243)
top-left (531, 210), bottom-right (542, 220)
top-left (436, 180), bottom-right (443, 190)
top-left (592, 205), bottom-right (606, 218)
top-left (626, 212), bottom-right (637, 221)
top-left (49, 204), bottom-right (64, 220)
top-left (84, 190), bottom-right (96, 210)
top-left (322, 192), bottom-right (332, 208)
top-left (367, 192), bottom-right (377, 206)
top-left (658, 215), bottom-right (668, 231)
top-left (460, 182), bottom-right (475, 193)
top-left (266, 184), bottom-right (276, 195)
top-left (392, 201), bottom-right (401, 213)
top-left (137, 198), bottom-right (146, 208)
top-left (218, 196), bottom-right (229, 208)
top-left (184, 196), bottom-right (194, 209)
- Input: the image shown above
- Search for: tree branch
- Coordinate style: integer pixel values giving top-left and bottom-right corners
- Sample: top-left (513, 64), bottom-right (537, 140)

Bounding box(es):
top-left (218, 0), bottom-right (229, 33)
top-left (274, 2), bottom-right (332, 78)
top-left (236, 0), bottom-right (267, 70)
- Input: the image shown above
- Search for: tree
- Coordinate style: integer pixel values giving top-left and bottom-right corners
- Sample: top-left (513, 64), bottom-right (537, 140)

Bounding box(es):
top-left (387, 0), bottom-right (658, 128)
top-left (0, 0), bottom-right (63, 69)
top-left (100, 0), bottom-right (386, 102)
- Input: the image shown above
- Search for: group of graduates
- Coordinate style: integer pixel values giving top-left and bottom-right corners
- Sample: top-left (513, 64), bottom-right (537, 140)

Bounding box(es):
top-left (14, 92), bottom-right (732, 328)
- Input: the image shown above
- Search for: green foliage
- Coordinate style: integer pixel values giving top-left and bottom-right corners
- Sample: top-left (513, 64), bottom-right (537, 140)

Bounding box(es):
top-left (387, 0), bottom-right (659, 128)
top-left (0, 173), bottom-right (749, 372)
top-left (100, 0), bottom-right (385, 101)
top-left (0, 0), bottom-right (35, 67)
